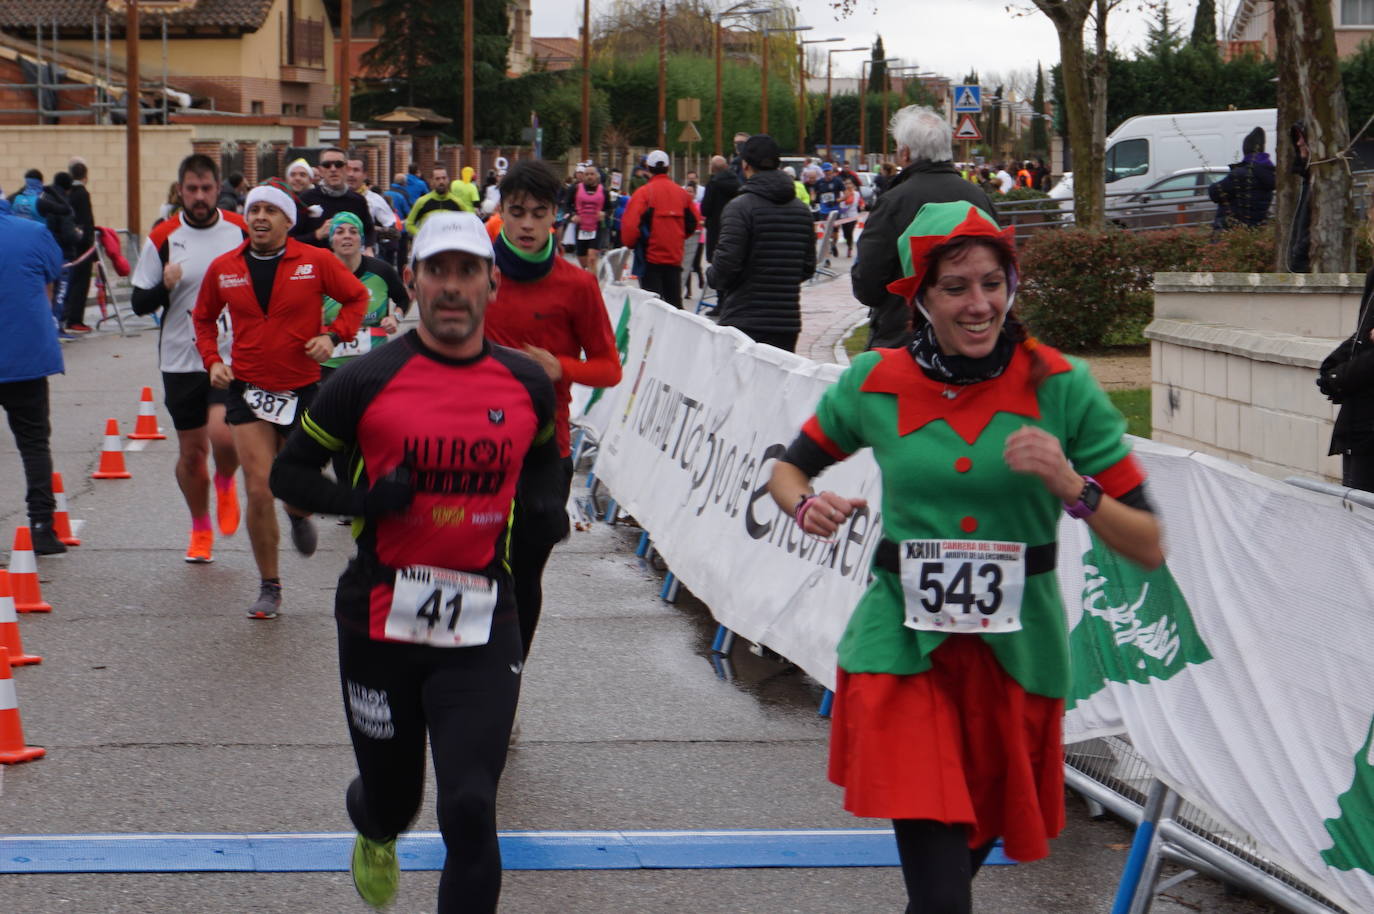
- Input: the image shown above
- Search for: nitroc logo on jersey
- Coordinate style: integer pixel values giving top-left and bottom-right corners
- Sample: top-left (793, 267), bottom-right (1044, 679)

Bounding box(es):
top-left (289, 263), bottom-right (315, 280)
top-left (218, 273), bottom-right (250, 289)
top-left (488, 408), bottom-right (505, 425)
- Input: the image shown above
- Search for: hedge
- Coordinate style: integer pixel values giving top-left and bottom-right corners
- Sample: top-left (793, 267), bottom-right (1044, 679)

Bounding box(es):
top-left (1016, 225), bottom-right (1276, 350)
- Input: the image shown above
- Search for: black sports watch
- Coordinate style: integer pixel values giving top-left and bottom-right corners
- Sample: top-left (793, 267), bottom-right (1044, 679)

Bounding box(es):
top-left (327, 331), bottom-right (342, 346)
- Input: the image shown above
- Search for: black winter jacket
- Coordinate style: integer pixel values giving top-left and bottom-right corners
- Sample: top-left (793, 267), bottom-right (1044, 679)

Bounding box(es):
top-left (700, 168), bottom-right (741, 260)
top-left (851, 160), bottom-right (995, 349)
top-left (1321, 269), bottom-right (1374, 455)
top-left (1208, 155), bottom-right (1275, 228)
top-left (705, 169), bottom-right (815, 338)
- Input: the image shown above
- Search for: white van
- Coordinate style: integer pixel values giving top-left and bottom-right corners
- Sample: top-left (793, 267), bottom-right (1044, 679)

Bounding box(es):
top-left (1102, 108), bottom-right (1277, 196)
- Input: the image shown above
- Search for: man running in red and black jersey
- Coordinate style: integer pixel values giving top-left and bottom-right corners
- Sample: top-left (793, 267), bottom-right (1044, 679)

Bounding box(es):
top-left (270, 212), bottom-right (568, 913)
top-left (484, 160), bottom-right (621, 662)
top-left (192, 178), bottom-right (369, 619)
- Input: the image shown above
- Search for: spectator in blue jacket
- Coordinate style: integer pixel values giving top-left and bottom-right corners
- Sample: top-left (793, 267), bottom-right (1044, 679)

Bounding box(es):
top-left (403, 163), bottom-right (429, 206)
top-left (385, 174), bottom-right (412, 220)
top-left (0, 199), bottom-right (68, 554)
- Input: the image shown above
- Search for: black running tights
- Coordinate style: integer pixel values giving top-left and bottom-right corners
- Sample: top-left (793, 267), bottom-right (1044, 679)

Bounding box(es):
top-left (338, 620), bottom-right (522, 914)
top-left (893, 819), bottom-right (998, 914)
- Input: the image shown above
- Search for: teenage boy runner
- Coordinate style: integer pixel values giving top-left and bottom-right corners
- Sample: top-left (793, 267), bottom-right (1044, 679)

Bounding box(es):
top-left (270, 212), bottom-right (568, 912)
top-left (192, 178), bottom-right (368, 618)
top-left (130, 154), bottom-right (247, 563)
top-left (483, 160), bottom-right (622, 659)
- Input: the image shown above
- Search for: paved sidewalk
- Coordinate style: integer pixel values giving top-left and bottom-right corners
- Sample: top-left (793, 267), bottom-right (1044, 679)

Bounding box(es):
top-left (796, 263), bottom-right (869, 365)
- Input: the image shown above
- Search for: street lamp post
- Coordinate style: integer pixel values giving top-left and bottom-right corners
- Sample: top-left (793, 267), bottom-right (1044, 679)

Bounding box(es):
top-left (826, 46), bottom-right (865, 158)
top-left (857, 56), bottom-right (897, 170)
top-left (657, 0), bottom-right (666, 149)
top-left (798, 37), bottom-right (841, 154)
top-left (759, 23), bottom-right (810, 134)
top-left (883, 65), bottom-right (922, 160)
top-left (714, 6), bottom-right (770, 155)
top-left (581, 0), bottom-right (590, 164)
top-left (463, 0), bottom-right (474, 169)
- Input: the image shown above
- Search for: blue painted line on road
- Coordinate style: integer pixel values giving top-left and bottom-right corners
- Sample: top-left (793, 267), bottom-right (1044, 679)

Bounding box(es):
top-left (0, 829), bottom-right (1011, 874)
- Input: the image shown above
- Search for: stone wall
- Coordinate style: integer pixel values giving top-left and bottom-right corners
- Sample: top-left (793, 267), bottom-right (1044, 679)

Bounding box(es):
top-left (0, 125), bottom-right (196, 236)
top-left (1148, 272), bottom-right (1365, 482)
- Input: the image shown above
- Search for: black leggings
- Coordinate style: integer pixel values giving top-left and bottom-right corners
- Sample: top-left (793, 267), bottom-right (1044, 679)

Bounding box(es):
top-left (338, 619), bottom-right (522, 914)
top-left (893, 819), bottom-right (998, 914)
top-left (510, 457), bottom-right (574, 660)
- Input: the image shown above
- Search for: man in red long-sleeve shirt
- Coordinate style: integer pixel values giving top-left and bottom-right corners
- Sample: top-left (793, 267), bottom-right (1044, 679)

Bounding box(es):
top-left (484, 160), bottom-right (622, 661)
top-left (620, 149), bottom-right (698, 309)
top-left (193, 178), bottom-right (369, 619)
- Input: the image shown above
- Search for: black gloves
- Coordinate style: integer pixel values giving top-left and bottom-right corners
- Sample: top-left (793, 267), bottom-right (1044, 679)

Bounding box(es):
top-left (352, 464), bottom-right (414, 518)
top-left (1317, 366), bottom-right (1344, 403)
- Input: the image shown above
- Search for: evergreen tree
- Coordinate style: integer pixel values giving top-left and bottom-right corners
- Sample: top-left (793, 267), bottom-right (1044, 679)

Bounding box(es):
top-left (1031, 62), bottom-right (1048, 153)
top-left (355, 0), bottom-right (510, 127)
top-left (1144, 2), bottom-right (1184, 59)
top-left (1191, 0), bottom-right (1218, 52)
top-left (869, 36), bottom-right (887, 94)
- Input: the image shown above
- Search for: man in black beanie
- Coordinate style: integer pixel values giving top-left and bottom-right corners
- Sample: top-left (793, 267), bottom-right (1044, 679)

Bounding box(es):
top-left (706, 134), bottom-right (815, 352)
top-left (1208, 126), bottom-right (1276, 229)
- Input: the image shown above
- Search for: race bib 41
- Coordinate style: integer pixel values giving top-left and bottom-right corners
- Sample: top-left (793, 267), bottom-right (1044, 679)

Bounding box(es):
top-left (386, 565), bottom-right (497, 647)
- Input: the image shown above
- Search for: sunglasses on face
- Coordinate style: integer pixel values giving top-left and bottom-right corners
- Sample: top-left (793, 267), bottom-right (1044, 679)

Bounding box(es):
top-left (320, 160), bottom-right (345, 168)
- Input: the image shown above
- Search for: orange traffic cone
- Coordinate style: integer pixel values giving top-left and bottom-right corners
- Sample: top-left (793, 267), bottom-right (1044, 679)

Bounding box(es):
top-left (127, 386), bottom-right (166, 440)
top-left (51, 472), bottom-right (80, 546)
top-left (92, 418), bottom-right (132, 479)
top-left (0, 572), bottom-right (39, 666)
top-left (0, 647), bottom-right (45, 763)
top-left (9, 527), bottom-right (51, 614)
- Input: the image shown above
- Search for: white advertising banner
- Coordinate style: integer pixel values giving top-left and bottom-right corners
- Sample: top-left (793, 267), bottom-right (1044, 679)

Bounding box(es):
top-left (568, 287), bottom-right (634, 443)
top-left (1058, 439), bottom-right (1374, 914)
top-left (592, 296), bottom-right (878, 685)
top-left (590, 295), bottom-right (1374, 911)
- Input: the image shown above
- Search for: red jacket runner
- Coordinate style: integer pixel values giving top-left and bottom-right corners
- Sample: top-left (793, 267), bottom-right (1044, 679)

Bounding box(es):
top-left (193, 237), bottom-right (368, 391)
top-left (620, 174), bottom-right (698, 266)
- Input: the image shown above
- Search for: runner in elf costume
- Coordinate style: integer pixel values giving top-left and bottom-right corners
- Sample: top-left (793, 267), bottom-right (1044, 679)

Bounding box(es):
top-left (768, 201), bottom-right (1164, 913)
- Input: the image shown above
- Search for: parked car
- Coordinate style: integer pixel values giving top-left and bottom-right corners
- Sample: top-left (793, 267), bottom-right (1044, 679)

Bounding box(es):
top-left (854, 171), bottom-right (877, 205)
top-left (1110, 167), bottom-right (1229, 229)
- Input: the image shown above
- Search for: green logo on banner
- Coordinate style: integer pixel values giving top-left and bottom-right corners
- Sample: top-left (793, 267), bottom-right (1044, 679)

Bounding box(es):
top-left (1066, 532), bottom-right (1213, 710)
top-left (1321, 715), bottom-right (1374, 874)
top-left (584, 296), bottom-right (632, 415)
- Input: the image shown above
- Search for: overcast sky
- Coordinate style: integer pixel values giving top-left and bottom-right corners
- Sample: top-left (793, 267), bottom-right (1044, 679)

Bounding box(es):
top-left (532, 0), bottom-right (1222, 86)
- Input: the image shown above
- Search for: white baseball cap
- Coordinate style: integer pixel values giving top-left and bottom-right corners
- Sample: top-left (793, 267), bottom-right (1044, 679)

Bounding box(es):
top-left (410, 211), bottom-right (494, 265)
top-left (646, 149), bottom-right (670, 168)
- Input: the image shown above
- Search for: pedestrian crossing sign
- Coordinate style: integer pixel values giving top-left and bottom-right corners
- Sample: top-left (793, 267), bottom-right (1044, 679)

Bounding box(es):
top-left (953, 85), bottom-right (982, 113)
top-left (954, 113), bottom-right (982, 141)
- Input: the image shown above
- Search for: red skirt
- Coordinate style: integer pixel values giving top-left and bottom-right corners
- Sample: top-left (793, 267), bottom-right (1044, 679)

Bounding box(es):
top-left (828, 635), bottom-right (1065, 863)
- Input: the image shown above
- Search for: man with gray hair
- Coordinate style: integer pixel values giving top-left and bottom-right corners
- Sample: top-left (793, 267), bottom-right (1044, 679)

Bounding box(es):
top-left (852, 105), bottom-right (995, 348)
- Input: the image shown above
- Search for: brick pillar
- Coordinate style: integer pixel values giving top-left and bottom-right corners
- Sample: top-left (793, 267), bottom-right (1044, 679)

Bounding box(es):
top-left (392, 136), bottom-right (412, 178)
top-left (271, 141), bottom-right (291, 179)
top-left (363, 143), bottom-right (382, 188)
top-left (191, 139), bottom-right (222, 161)
top-left (442, 145), bottom-right (461, 178)
top-left (417, 135), bottom-right (438, 177)
top-left (238, 140), bottom-right (260, 186)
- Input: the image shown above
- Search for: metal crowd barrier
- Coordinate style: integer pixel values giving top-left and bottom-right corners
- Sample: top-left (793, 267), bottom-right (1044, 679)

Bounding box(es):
top-left (1066, 737), bottom-right (1349, 914)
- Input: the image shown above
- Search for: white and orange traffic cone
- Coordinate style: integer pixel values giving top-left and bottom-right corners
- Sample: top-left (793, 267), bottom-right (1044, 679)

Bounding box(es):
top-left (92, 418), bottom-right (132, 479)
top-left (9, 527), bottom-right (52, 614)
top-left (0, 572), bottom-right (39, 666)
top-left (51, 472), bottom-right (80, 546)
top-left (127, 386), bottom-right (166, 440)
top-left (0, 647), bottom-right (44, 763)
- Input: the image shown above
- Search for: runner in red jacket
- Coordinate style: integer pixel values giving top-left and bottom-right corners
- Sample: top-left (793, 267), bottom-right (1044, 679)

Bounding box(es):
top-left (484, 160), bottom-right (622, 662)
top-left (620, 149), bottom-right (698, 309)
top-left (191, 178), bottom-right (369, 620)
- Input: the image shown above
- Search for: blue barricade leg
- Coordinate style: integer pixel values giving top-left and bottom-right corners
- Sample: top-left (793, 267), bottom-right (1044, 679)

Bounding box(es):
top-left (571, 428), bottom-right (586, 464)
top-left (635, 531), bottom-right (650, 557)
top-left (711, 625), bottom-right (736, 655)
top-left (1112, 780), bottom-right (1171, 914)
top-left (660, 572), bottom-right (679, 603)
top-left (586, 471), bottom-right (597, 490)
top-left (818, 690), bottom-right (835, 718)
top-left (603, 499), bottom-right (618, 525)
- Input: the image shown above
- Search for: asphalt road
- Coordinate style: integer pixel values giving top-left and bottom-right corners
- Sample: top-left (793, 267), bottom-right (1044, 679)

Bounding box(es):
top-left (0, 320), bottom-right (1281, 913)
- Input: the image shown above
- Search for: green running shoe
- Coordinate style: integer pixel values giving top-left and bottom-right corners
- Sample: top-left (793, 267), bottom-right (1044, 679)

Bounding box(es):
top-left (350, 833), bottom-right (399, 908)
